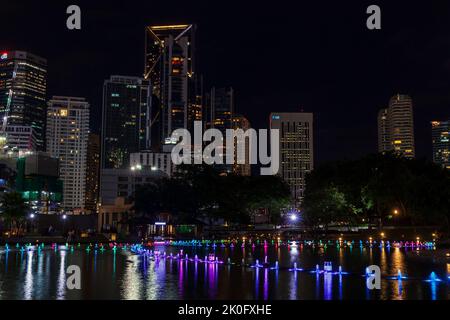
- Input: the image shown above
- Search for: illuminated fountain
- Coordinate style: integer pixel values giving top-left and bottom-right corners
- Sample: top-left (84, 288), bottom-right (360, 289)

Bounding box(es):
top-left (425, 272), bottom-right (442, 282)
top-left (289, 262), bottom-right (303, 272)
top-left (270, 261), bottom-right (279, 270)
top-left (251, 259), bottom-right (264, 268)
top-left (324, 261), bottom-right (333, 273)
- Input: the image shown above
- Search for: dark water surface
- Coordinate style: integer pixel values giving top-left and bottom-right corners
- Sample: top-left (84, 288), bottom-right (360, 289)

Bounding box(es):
top-left (0, 244), bottom-right (449, 300)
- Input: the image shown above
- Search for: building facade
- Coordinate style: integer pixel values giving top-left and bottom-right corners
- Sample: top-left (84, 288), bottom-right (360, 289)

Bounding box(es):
top-left (102, 75), bottom-right (151, 169)
top-left (144, 24), bottom-right (198, 150)
top-left (378, 94), bottom-right (415, 158)
top-left (270, 112), bottom-right (314, 205)
top-left (0, 51), bottom-right (47, 151)
top-left (129, 152), bottom-right (173, 177)
top-left (85, 133), bottom-right (100, 213)
top-left (431, 120), bottom-right (449, 169)
top-left (100, 168), bottom-right (166, 206)
top-left (46, 96), bottom-right (89, 212)
top-left (13, 152), bottom-right (63, 214)
top-left (4, 125), bottom-right (38, 152)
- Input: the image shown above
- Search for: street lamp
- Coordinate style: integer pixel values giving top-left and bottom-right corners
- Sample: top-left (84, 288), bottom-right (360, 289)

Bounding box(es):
top-left (28, 213), bottom-right (36, 233)
top-left (62, 214), bottom-right (67, 236)
top-left (393, 209), bottom-right (399, 216)
top-left (289, 213), bottom-right (298, 222)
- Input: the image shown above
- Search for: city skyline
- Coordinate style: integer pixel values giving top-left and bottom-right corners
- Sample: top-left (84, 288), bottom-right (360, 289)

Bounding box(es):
top-left (1, 1), bottom-right (450, 305)
top-left (1, 1), bottom-right (450, 164)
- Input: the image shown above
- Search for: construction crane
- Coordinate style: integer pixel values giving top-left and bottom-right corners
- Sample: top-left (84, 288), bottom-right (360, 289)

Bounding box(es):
top-left (0, 61), bottom-right (19, 151)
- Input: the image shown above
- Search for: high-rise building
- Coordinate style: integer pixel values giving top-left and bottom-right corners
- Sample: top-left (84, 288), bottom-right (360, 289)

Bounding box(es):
top-left (205, 87), bottom-right (234, 132)
top-left (144, 24), bottom-right (198, 150)
top-left (270, 112), bottom-right (314, 205)
top-left (188, 75), bottom-right (203, 131)
top-left (101, 75), bottom-right (151, 169)
top-left (204, 87), bottom-right (234, 174)
top-left (431, 120), bottom-right (449, 169)
top-left (377, 94), bottom-right (415, 158)
top-left (46, 96), bottom-right (89, 212)
top-left (377, 108), bottom-right (390, 153)
top-left (232, 114), bottom-right (251, 176)
top-left (388, 94), bottom-right (415, 158)
top-left (85, 133), bottom-right (100, 212)
top-left (0, 51), bottom-right (47, 151)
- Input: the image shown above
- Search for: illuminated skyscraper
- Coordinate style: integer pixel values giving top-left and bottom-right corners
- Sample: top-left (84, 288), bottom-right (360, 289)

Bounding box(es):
top-left (377, 108), bottom-right (390, 153)
top-left (232, 114), bottom-right (251, 176)
top-left (46, 96), bottom-right (89, 212)
top-left (144, 24), bottom-right (198, 150)
top-left (205, 87), bottom-right (234, 131)
top-left (377, 94), bottom-right (415, 158)
top-left (205, 87), bottom-right (234, 174)
top-left (431, 120), bottom-right (449, 169)
top-left (101, 76), bottom-right (151, 169)
top-left (270, 112), bottom-right (314, 205)
top-left (388, 94), bottom-right (415, 158)
top-left (0, 51), bottom-right (47, 151)
top-left (85, 133), bottom-right (100, 212)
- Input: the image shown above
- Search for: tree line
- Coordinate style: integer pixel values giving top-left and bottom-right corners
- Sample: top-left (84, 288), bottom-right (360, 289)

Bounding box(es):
top-left (132, 164), bottom-right (291, 226)
top-left (302, 153), bottom-right (450, 233)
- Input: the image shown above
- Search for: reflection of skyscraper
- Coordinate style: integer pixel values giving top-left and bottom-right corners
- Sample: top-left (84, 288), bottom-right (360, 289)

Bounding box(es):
top-left (0, 51), bottom-right (47, 151)
top-left (270, 112), bottom-right (313, 205)
top-left (47, 96), bottom-right (89, 212)
top-left (431, 120), bottom-right (449, 169)
top-left (144, 24), bottom-right (198, 150)
top-left (101, 76), bottom-right (151, 169)
top-left (377, 94), bottom-right (415, 158)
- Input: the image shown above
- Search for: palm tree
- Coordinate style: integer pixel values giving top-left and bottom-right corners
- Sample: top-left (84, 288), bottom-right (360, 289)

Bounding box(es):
top-left (0, 191), bottom-right (29, 235)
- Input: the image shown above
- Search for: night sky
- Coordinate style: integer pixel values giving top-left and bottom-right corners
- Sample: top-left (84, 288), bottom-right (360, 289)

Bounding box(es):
top-left (1, 0), bottom-right (450, 164)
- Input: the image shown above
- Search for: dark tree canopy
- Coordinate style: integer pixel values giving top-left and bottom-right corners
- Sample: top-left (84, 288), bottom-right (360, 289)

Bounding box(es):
top-left (303, 153), bottom-right (450, 232)
top-left (133, 164), bottom-right (291, 225)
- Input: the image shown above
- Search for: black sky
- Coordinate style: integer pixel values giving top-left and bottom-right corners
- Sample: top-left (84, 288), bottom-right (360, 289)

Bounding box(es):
top-left (1, 0), bottom-right (450, 163)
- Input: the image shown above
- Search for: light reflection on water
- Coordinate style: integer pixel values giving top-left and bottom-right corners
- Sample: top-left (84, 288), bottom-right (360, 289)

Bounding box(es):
top-left (0, 245), bottom-right (448, 300)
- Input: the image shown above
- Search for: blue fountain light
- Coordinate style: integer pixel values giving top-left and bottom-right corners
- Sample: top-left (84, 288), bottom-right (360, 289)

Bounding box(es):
top-left (425, 272), bottom-right (442, 282)
top-left (324, 261), bottom-right (333, 273)
top-left (251, 259), bottom-right (264, 268)
top-left (289, 262), bottom-right (303, 272)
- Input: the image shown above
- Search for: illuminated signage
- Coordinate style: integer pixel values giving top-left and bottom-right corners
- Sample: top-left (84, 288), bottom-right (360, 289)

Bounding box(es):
top-left (0, 52), bottom-right (7, 60)
top-left (272, 115), bottom-right (280, 120)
